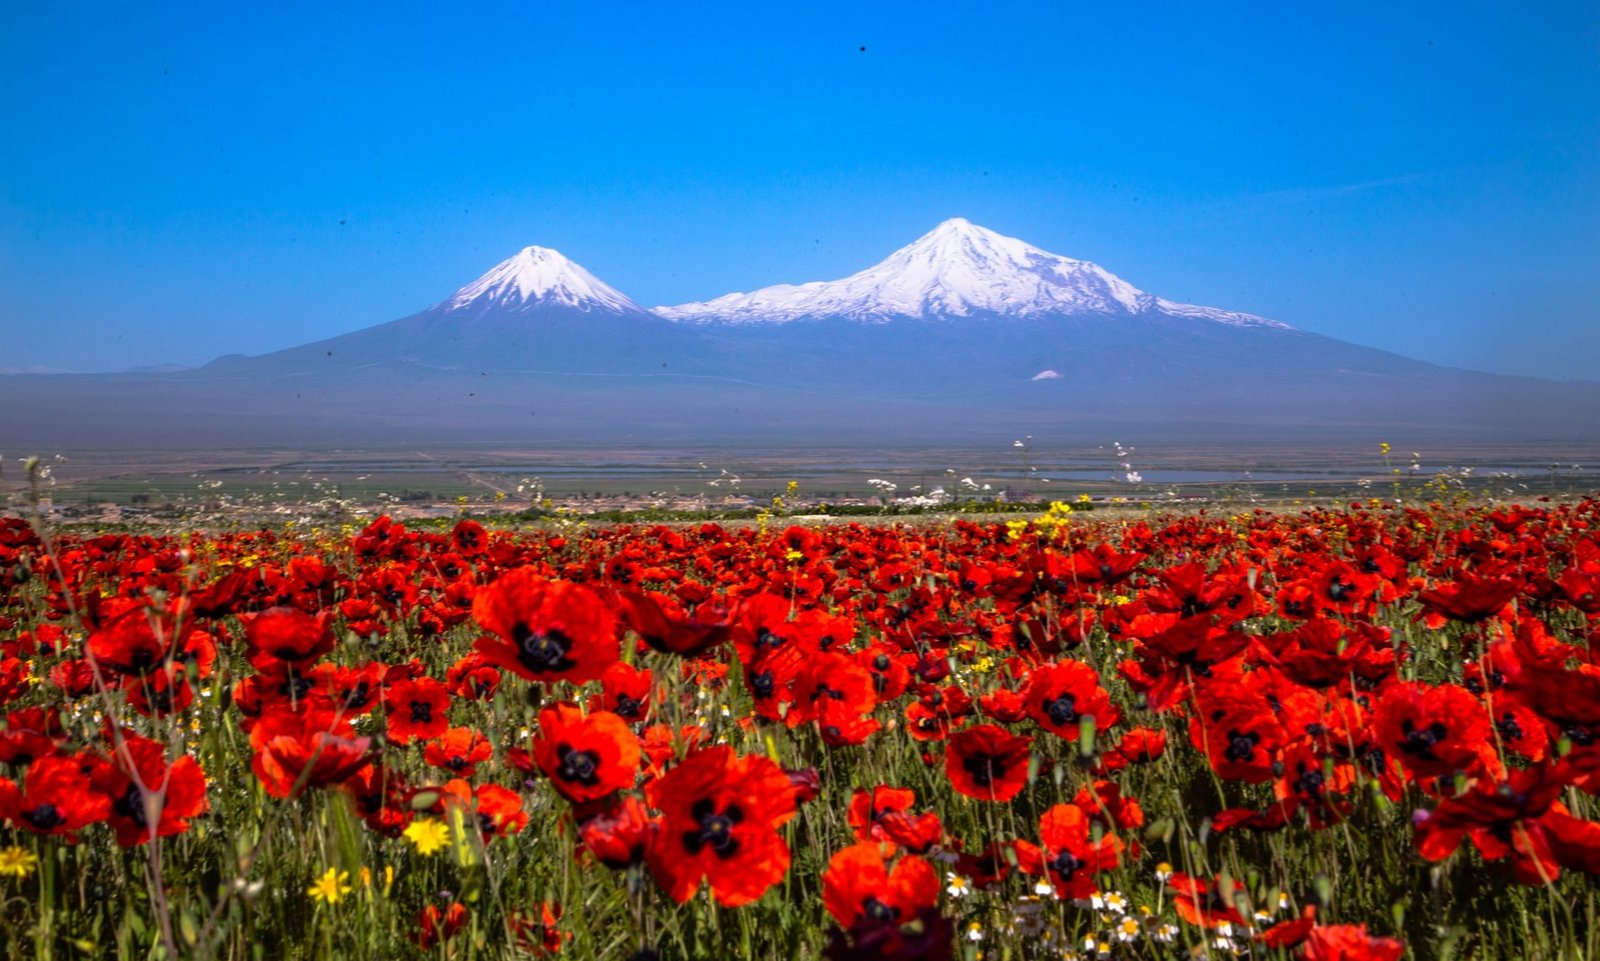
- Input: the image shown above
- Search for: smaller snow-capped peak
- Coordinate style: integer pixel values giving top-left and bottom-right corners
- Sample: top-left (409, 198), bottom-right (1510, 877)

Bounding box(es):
top-left (658, 218), bottom-right (1293, 330)
top-left (442, 246), bottom-right (647, 314)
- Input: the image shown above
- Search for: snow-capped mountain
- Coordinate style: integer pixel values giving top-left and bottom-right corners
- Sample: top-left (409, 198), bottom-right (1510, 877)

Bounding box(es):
top-left (658, 218), bottom-right (1291, 329)
top-left (442, 245), bottom-right (649, 315)
top-left (12, 219), bottom-right (1597, 451)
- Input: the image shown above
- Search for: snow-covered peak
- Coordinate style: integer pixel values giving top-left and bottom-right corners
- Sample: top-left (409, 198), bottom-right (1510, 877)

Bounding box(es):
top-left (442, 246), bottom-right (646, 314)
top-left (657, 219), bottom-right (1292, 329)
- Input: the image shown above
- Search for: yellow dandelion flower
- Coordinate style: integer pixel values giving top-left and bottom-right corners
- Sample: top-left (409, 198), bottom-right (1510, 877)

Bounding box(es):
top-left (0, 846), bottom-right (39, 879)
top-left (403, 817), bottom-right (451, 856)
top-left (307, 867), bottom-right (352, 904)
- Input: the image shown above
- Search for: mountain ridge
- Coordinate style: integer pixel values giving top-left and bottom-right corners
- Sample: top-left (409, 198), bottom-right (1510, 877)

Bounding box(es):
top-left (656, 218), bottom-right (1292, 329)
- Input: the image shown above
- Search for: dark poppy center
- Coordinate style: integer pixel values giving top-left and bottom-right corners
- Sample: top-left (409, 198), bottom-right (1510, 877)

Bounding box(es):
top-left (962, 753), bottom-right (1003, 788)
top-left (343, 681), bottom-right (372, 709)
top-left (1399, 719), bottom-right (1449, 761)
top-left (556, 745), bottom-right (602, 786)
top-left (614, 694), bottom-right (642, 719)
top-left (24, 803), bottom-right (65, 830)
top-left (1224, 730), bottom-right (1260, 762)
top-left (1326, 579), bottom-right (1352, 602)
top-left (113, 783), bottom-right (149, 827)
top-left (682, 798), bottom-right (743, 857)
top-left (278, 675), bottom-right (314, 700)
top-left (1294, 767), bottom-right (1325, 798)
top-left (410, 700), bottom-right (433, 724)
top-left (812, 684), bottom-right (844, 703)
top-left (1043, 693), bottom-right (1079, 726)
top-left (513, 625), bottom-right (577, 674)
top-left (862, 896), bottom-right (899, 922)
top-left (750, 671), bottom-right (775, 700)
top-left (1049, 850), bottom-right (1083, 878)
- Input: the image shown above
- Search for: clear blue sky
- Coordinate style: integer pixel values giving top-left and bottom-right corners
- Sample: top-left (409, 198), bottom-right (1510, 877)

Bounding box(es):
top-left (3, 2), bottom-right (1597, 377)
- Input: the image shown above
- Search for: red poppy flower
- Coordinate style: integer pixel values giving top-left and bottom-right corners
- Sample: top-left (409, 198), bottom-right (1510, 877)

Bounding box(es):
top-left (822, 842), bottom-right (940, 928)
top-left (1373, 682), bottom-right (1497, 782)
top-left (383, 676), bottom-right (452, 746)
top-left (824, 906), bottom-right (953, 961)
top-left (614, 588), bottom-right (732, 658)
top-left (1188, 688), bottom-right (1287, 783)
top-left (343, 762), bottom-right (412, 837)
top-left (444, 651), bottom-right (502, 701)
top-left (415, 902), bottom-right (469, 950)
top-left (0, 753), bottom-right (110, 837)
top-left (449, 517), bottom-right (489, 556)
top-left (951, 841), bottom-right (1014, 891)
top-left (1413, 764), bottom-right (1600, 884)
top-left (791, 653), bottom-right (877, 729)
top-left (1014, 803), bottom-right (1122, 899)
top-left (1256, 906), bottom-right (1317, 949)
top-left (122, 666), bottom-right (193, 718)
top-left (857, 645), bottom-right (912, 702)
top-left (590, 662), bottom-right (654, 724)
top-left (1097, 726), bottom-right (1167, 773)
top-left (578, 794), bottom-right (657, 869)
top-left (307, 662), bottom-right (386, 716)
top-left (849, 786), bottom-right (917, 842)
top-left (249, 708), bottom-right (371, 798)
top-left (93, 730), bottom-right (209, 847)
top-left (423, 727), bottom-right (494, 778)
top-left (0, 707), bottom-right (64, 766)
top-left (240, 606), bottom-right (336, 668)
top-left (440, 778), bottom-right (529, 841)
top-left (639, 724), bottom-right (709, 779)
top-left (509, 902), bottom-right (567, 955)
top-left (944, 724), bottom-right (1032, 802)
top-left (874, 810), bottom-right (944, 854)
top-left (1417, 572), bottom-right (1521, 625)
top-left (86, 602), bottom-right (215, 679)
top-left (645, 745), bottom-right (797, 906)
top-left (1023, 660), bottom-right (1119, 743)
top-left (977, 685), bottom-right (1029, 725)
top-left (1300, 924), bottom-right (1405, 961)
top-left (1075, 779), bottom-right (1144, 831)
top-left (1169, 872), bottom-right (1246, 927)
top-left (530, 703), bottom-right (641, 804)
top-left (473, 569), bottom-right (619, 685)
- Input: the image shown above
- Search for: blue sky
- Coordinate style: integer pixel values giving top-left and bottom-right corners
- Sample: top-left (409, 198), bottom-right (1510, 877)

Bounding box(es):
top-left (3, 2), bottom-right (1597, 377)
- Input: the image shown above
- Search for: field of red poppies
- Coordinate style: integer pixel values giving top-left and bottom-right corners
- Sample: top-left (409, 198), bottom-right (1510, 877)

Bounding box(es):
top-left (2, 497), bottom-right (1599, 960)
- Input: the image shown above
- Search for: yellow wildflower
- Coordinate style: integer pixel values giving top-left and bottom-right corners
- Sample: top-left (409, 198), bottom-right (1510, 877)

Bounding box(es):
top-left (0, 846), bottom-right (39, 879)
top-left (403, 817), bottom-right (451, 856)
top-left (307, 867), bottom-right (352, 904)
